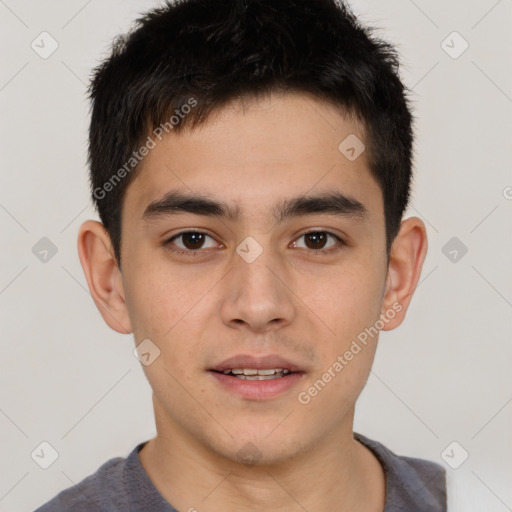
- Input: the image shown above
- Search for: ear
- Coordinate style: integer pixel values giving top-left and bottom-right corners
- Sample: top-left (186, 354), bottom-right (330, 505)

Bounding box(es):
top-left (77, 220), bottom-right (132, 334)
top-left (380, 217), bottom-right (428, 330)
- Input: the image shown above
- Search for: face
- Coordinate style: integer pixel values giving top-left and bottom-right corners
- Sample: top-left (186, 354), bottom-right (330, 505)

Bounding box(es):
top-left (118, 92), bottom-right (391, 464)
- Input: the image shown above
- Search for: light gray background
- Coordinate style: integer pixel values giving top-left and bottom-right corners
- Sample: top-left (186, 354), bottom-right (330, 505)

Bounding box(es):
top-left (1, 1), bottom-right (511, 510)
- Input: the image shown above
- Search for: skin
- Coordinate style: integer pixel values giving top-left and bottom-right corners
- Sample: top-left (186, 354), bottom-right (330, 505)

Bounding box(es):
top-left (78, 91), bottom-right (427, 512)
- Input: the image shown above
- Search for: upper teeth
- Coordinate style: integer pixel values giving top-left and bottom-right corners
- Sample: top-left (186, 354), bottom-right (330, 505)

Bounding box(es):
top-left (223, 368), bottom-right (290, 375)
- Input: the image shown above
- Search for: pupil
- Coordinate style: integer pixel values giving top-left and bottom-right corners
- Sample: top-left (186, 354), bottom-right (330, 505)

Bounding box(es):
top-left (306, 232), bottom-right (326, 250)
top-left (184, 232), bottom-right (204, 249)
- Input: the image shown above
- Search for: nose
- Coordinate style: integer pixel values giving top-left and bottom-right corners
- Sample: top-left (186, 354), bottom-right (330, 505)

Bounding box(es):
top-left (220, 244), bottom-right (296, 333)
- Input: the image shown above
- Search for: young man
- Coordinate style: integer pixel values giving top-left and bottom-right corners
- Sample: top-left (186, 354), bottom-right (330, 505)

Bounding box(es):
top-left (36, 0), bottom-right (447, 510)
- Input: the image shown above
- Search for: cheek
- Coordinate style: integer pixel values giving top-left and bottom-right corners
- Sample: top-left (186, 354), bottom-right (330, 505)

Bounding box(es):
top-left (122, 250), bottom-right (211, 341)
top-left (122, 274), bottom-right (169, 341)
top-left (297, 270), bottom-right (383, 415)
top-left (300, 262), bottom-right (385, 341)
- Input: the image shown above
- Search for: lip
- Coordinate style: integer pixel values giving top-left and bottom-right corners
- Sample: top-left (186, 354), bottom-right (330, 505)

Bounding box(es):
top-left (209, 354), bottom-right (305, 400)
top-left (210, 354), bottom-right (303, 373)
top-left (209, 370), bottom-right (304, 400)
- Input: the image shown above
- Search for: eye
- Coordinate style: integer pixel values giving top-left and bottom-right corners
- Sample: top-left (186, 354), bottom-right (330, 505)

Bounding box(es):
top-left (165, 231), bottom-right (220, 255)
top-left (291, 231), bottom-right (344, 253)
top-left (164, 229), bottom-right (345, 257)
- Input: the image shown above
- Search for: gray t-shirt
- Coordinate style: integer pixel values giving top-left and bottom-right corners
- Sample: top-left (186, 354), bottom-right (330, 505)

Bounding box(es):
top-left (34, 432), bottom-right (447, 511)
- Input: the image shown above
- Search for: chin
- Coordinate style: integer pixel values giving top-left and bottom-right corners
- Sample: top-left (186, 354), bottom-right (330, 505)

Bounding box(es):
top-left (208, 426), bottom-right (312, 468)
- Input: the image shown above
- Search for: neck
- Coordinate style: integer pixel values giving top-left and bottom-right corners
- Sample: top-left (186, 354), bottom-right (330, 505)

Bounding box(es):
top-left (139, 403), bottom-right (385, 512)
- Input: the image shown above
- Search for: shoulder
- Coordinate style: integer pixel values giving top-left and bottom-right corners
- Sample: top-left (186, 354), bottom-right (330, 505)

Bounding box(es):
top-left (354, 432), bottom-right (447, 512)
top-left (34, 446), bottom-right (138, 512)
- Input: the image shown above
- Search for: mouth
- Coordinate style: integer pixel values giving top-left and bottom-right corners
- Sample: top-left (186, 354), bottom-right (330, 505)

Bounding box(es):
top-left (208, 355), bottom-right (305, 400)
top-left (212, 368), bottom-right (292, 380)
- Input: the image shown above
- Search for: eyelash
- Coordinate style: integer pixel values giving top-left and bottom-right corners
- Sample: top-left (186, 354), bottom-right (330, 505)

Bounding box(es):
top-left (164, 230), bottom-right (345, 257)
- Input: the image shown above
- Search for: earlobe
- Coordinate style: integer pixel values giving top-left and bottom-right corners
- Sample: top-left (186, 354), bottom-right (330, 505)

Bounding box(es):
top-left (77, 220), bottom-right (132, 334)
top-left (380, 217), bottom-right (428, 331)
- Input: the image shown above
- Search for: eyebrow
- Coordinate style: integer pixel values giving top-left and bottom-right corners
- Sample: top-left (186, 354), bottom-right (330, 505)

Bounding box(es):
top-left (142, 189), bottom-right (368, 223)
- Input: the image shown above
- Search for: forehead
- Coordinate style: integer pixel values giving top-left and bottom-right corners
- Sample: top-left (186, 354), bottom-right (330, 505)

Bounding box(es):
top-left (122, 92), bottom-right (383, 225)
